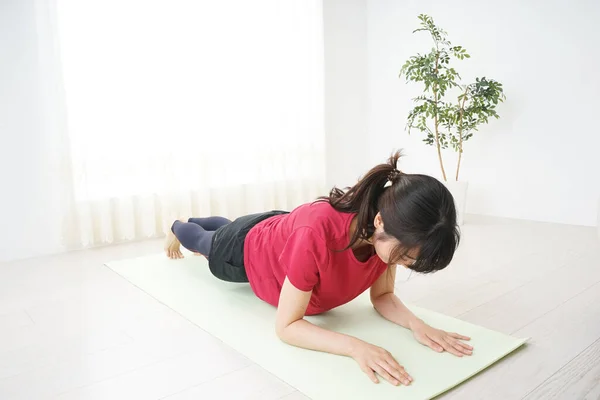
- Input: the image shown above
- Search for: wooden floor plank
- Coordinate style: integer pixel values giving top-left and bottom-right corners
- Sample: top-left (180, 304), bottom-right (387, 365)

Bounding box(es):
top-left (457, 244), bottom-right (600, 334)
top-left (522, 337), bottom-right (600, 400)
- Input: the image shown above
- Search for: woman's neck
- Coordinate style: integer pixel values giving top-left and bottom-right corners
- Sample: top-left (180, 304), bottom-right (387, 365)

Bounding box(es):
top-left (349, 216), bottom-right (374, 251)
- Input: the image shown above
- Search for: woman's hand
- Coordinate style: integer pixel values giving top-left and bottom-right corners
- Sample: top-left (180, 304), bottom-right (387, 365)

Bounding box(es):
top-left (350, 341), bottom-right (413, 386)
top-left (411, 320), bottom-right (473, 357)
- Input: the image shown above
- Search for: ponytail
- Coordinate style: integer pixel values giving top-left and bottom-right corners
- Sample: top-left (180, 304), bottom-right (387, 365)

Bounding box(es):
top-left (320, 151), bottom-right (403, 251)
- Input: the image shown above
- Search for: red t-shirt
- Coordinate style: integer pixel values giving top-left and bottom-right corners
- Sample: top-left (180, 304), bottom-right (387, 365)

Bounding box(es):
top-left (243, 201), bottom-right (388, 315)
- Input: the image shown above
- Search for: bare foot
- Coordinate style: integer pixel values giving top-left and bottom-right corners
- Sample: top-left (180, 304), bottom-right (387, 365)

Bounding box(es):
top-left (164, 220), bottom-right (186, 259)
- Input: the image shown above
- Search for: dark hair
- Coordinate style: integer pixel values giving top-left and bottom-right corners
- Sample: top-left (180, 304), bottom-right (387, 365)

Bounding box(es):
top-left (320, 150), bottom-right (460, 273)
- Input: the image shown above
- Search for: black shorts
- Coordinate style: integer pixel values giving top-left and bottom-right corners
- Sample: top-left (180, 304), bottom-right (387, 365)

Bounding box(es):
top-left (208, 210), bottom-right (288, 283)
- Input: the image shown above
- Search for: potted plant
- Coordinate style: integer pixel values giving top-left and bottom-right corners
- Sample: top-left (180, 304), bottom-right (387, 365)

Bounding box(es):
top-left (399, 14), bottom-right (505, 224)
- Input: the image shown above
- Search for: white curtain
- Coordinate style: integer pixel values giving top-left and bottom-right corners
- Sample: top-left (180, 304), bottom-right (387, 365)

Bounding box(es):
top-left (50, 0), bottom-right (326, 248)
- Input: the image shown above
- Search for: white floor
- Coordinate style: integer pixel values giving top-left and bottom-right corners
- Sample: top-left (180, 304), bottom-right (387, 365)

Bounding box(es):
top-left (0, 215), bottom-right (599, 400)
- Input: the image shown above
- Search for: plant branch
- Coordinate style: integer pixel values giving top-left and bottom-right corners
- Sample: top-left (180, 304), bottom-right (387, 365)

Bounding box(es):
top-left (456, 87), bottom-right (468, 181)
top-left (433, 52), bottom-right (447, 181)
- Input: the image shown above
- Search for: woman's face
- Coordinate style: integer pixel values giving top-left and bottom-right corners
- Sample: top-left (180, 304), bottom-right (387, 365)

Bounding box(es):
top-left (372, 213), bottom-right (418, 267)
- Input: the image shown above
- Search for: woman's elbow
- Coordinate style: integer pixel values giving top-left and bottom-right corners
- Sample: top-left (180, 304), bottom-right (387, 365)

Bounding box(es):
top-left (370, 293), bottom-right (383, 308)
top-left (370, 294), bottom-right (389, 316)
top-left (275, 320), bottom-right (291, 342)
top-left (275, 318), bottom-right (300, 343)
top-left (275, 324), bottom-right (286, 341)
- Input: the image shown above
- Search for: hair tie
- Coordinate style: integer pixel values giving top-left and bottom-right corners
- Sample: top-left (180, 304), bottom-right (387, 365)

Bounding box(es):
top-left (385, 169), bottom-right (401, 187)
top-left (387, 169), bottom-right (401, 182)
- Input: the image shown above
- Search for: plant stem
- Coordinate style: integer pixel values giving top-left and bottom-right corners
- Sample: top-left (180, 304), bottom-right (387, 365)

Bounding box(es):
top-left (433, 52), bottom-right (447, 181)
top-left (455, 87), bottom-right (468, 181)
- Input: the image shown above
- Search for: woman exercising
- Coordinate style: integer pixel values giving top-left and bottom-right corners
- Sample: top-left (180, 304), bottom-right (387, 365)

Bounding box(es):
top-left (164, 151), bottom-right (472, 386)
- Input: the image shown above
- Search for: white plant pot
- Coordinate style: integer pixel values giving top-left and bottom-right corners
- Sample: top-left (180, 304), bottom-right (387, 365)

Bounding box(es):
top-left (444, 180), bottom-right (469, 226)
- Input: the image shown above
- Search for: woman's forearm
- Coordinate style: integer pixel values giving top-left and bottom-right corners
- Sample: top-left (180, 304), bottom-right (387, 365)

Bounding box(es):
top-left (277, 318), bottom-right (362, 357)
top-left (372, 293), bottom-right (423, 330)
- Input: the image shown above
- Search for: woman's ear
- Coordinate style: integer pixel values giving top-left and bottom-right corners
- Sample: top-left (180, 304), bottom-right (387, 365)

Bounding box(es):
top-left (374, 212), bottom-right (384, 230)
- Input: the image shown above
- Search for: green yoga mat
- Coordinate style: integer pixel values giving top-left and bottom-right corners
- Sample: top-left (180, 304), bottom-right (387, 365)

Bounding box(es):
top-left (106, 252), bottom-right (526, 400)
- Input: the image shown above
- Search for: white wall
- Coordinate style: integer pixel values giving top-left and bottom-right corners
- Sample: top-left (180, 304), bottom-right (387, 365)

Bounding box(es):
top-left (323, 0), bottom-right (372, 189)
top-left (366, 0), bottom-right (600, 226)
top-left (0, 0), bottom-right (66, 262)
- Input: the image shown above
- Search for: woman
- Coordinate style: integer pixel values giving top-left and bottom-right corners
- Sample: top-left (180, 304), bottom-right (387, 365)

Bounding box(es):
top-left (165, 151), bottom-right (472, 386)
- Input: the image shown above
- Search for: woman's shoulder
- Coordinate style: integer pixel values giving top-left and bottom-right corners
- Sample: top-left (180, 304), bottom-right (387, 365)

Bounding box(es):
top-left (288, 200), bottom-right (353, 242)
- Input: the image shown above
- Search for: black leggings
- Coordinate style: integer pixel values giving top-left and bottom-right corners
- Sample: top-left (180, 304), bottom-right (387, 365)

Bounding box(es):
top-left (171, 217), bottom-right (231, 256)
